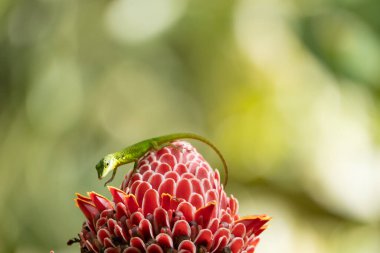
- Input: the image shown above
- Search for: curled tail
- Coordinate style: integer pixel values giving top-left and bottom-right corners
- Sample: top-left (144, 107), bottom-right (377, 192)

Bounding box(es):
top-left (173, 133), bottom-right (229, 187)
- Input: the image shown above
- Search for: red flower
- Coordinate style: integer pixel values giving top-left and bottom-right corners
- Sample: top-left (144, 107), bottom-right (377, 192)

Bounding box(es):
top-left (74, 141), bottom-right (270, 253)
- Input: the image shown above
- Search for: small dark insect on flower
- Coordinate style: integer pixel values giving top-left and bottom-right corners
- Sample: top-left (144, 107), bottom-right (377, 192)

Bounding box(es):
top-left (67, 237), bottom-right (80, 246)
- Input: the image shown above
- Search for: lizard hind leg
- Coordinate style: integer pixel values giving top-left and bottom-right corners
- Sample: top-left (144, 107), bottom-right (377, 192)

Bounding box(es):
top-left (151, 140), bottom-right (164, 151)
top-left (151, 140), bottom-right (183, 152)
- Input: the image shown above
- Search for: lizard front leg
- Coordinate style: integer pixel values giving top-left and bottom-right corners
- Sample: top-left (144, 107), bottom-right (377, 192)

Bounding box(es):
top-left (104, 167), bottom-right (118, 186)
top-left (105, 160), bottom-right (139, 187)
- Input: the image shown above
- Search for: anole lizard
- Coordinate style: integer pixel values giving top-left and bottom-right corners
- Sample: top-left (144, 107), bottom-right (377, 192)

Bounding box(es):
top-left (96, 133), bottom-right (228, 187)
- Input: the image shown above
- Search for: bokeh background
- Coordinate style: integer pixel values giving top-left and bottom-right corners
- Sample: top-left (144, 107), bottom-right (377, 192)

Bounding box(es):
top-left (1, 0), bottom-right (380, 252)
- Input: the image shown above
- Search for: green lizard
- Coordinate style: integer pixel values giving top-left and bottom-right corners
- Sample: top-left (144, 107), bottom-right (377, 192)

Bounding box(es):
top-left (96, 133), bottom-right (228, 187)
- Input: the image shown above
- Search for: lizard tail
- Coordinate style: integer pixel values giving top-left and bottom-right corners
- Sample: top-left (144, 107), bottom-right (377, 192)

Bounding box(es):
top-left (178, 133), bottom-right (229, 187)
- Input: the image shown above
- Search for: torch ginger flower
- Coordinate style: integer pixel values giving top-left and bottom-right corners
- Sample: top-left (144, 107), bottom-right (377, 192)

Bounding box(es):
top-left (74, 141), bottom-right (270, 253)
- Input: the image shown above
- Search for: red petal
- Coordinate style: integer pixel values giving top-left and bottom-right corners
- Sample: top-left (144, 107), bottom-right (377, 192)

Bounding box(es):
top-left (139, 164), bottom-right (151, 174)
top-left (142, 170), bottom-right (154, 182)
top-left (130, 180), bottom-right (143, 196)
top-left (254, 224), bottom-right (269, 236)
top-left (178, 250), bottom-right (191, 253)
top-left (149, 173), bottom-right (164, 189)
top-left (229, 195), bottom-right (239, 215)
top-left (105, 248), bottom-right (120, 253)
top-left (211, 236), bottom-right (228, 253)
top-left (153, 207), bottom-right (170, 234)
top-left (115, 202), bottom-right (128, 220)
top-left (187, 162), bottom-right (199, 174)
top-left (164, 171), bottom-right (180, 182)
top-left (158, 178), bottom-right (176, 196)
top-left (148, 152), bottom-right (157, 161)
top-left (159, 154), bottom-right (176, 168)
top-left (86, 220), bottom-right (96, 234)
top-left (193, 229), bottom-right (212, 250)
top-left (177, 202), bottom-right (194, 222)
top-left (189, 193), bottom-right (204, 210)
top-left (194, 201), bottom-right (216, 228)
top-left (130, 237), bottom-right (146, 251)
top-left (135, 181), bottom-right (152, 206)
top-left (172, 220), bottom-right (191, 238)
top-left (115, 224), bottom-right (128, 242)
top-left (249, 237), bottom-right (260, 247)
top-left (156, 147), bottom-right (171, 158)
top-left (170, 196), bottom-right (184, 210)
top-left (207, 218), bottom-right (219, 233)
top-left (97, 228), bottom-right (112, 246)
top-left (213, 169), bottom-right (221, 186)
top-left (169, 144), bottom-right (183, 162)
top-left (174, 163), bottom-right (188, 175)
top-left (85, 240), bottom-right (99, 253)
top-left (205, 190), bottom-right (217, 203)
top-left (185, 152), bottom-right (196, 161)
top-left (108, 186), bottom-right (127, 205)
top-left (178, 240), bottom-right (196, 253)
top-left (146, 244), bottom-right (164, 253)
top-left (220, 213), bottom-right (233, 224)
top-left (107, 219), bottom-right (117, 234)
top-left (121, 178), bottom-right (129, 191)
top-left (201, 162), bottom-right (212, 171)
top-left (246, 245), bottom-right (256, 253)
top-left (219, 191), bottom-right (228, 210)
top-left (96, 217), bottom-right (107, 230)
top-left (88, 192), bottom-right (113, 211)
top-left (195, 166), bottom-right (210, 180)
top-left (190, 222), bottom-right (198, 241)
top-left (125, 194), bottom-right (140, 214)
top-left (150, 161), bottom-right (159, 170)
top-left (76, 193), bottom-right (91, 202)
top-left (100, 209), bottom-right (114, 218)
top-left (229, 237), bottom-right (244, 253)
top-left (156, 163), bottom-right (172, 174)
top-left (130, 211), bottom-right (145, 226)
top-left (161, 193), bottom-right (172, 211)
top-left (142, 189), bottom-right (159, 216)
top-left (190, 179), bottom-right (204, 196)
top-left (156, 233), bottom-right (174, 248)
top-left (176, 178), bottom-right (192, 201)
top-left (181, 172), bottom-right (195, 180)
top-left (201, 179), bottom-right (212, 193)
top-left (123, 247), bottom-right (141, 253)
top-left (75, 198), bottom-right (99, 222)
top-left (139, 218), bottom-right (154, 241)
top-left (236, 215), bottom-right (271, 236)
top-left (211, 228), bottom-right (230, 251)
top-left (104, 237), bottom-right (115, 248)
top-left (129, 173), bottom-right (143, 187)
top-left (231, 223), bottom-right (246, 238)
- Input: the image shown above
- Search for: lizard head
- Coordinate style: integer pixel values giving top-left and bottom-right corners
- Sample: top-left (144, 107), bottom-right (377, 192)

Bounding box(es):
top-left (96, 154), bottom-right (118, 179)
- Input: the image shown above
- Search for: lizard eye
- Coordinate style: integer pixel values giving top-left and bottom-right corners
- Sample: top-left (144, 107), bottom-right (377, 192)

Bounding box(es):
top-left (105, 162), bottom-right (109, 167)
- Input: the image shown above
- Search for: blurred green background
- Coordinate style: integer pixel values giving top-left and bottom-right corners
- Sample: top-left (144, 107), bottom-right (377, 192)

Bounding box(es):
top-left (1, 0), bottom-right (380, 252)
